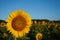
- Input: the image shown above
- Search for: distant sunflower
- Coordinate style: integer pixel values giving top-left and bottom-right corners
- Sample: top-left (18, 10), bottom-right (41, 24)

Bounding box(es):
top-left (6, 10), bottom-right (32, 37)
top-left (36, 33), bottom-right (43, 40)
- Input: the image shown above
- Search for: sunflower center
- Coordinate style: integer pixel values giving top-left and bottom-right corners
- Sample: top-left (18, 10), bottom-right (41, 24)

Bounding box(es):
top-left (16, 21), bottom-right (23, 26)
top-left (12, 16), bottom-right (27, 31)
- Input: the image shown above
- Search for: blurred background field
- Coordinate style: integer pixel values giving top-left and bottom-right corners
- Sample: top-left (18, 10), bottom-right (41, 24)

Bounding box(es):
top-left (0, 19), bottom-right (60, 40)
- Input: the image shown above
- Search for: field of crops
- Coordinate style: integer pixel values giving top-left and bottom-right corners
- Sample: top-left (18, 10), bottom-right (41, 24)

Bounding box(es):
top-left (0, 19), bottom-right (60, 40)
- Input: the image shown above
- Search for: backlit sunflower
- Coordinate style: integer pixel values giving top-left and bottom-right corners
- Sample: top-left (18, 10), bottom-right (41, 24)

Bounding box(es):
top-left (6, 10), bottom-right (32, 37)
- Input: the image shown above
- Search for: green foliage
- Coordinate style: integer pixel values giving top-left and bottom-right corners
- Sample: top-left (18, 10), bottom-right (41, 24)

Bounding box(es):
top-left (0, 26), bottom-right (14, 40)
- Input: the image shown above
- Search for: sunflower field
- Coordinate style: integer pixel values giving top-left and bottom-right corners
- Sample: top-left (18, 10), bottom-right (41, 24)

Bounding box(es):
top-left (0, 10), bottom-right (60, 40)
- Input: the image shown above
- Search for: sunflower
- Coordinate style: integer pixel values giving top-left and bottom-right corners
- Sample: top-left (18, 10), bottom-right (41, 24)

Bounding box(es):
top-left (36, 33), bottom-right (43, 40)
top-left (6, 10), bottom-right (32, 37)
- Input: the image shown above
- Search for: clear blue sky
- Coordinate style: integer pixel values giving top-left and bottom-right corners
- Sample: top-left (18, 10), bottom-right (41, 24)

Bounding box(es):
top-left (0, 0), bottom-right (60, 20)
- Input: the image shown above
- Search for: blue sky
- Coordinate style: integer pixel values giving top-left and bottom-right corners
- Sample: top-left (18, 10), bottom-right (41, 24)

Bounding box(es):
top-left (0, 0), bottom-right (60, 20)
